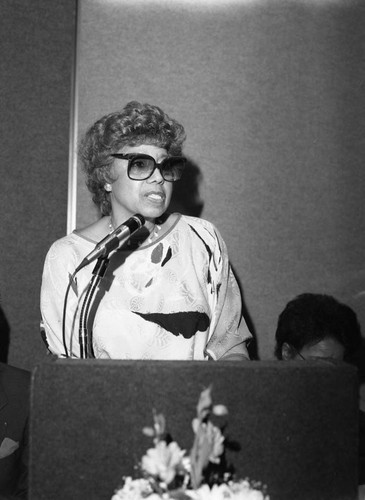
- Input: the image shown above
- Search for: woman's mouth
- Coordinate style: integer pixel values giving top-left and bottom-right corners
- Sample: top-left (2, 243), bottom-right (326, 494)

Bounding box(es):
top-left (145, 191), bottom-right (166, 203)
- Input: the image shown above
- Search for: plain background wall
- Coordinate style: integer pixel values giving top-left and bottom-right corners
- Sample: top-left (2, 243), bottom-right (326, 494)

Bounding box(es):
top-left (0, 0), bottom-right (76, 370)
top-left (73, 0), bottom-right (365, 364)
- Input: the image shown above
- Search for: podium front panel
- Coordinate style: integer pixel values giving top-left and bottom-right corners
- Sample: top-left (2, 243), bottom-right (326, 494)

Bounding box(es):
top-left (29, 360), bottom-right (358, 500)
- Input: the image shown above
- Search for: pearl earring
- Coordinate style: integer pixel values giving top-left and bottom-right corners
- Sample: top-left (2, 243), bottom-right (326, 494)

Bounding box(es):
top-left (105, 184), bottom-right (112, 192)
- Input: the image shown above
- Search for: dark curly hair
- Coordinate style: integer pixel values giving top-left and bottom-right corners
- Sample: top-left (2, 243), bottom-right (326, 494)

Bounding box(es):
top-left (274, 293), bottom-right (362, 360)
top-left (79, 101), bottom-right (186, 215)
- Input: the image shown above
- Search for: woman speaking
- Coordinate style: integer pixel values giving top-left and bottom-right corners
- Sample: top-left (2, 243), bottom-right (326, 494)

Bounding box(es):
top-left (40, 101), bottom-right (251, 361)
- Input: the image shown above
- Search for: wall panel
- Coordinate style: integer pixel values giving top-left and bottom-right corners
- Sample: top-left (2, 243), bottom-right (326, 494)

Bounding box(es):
top-left (0, 0), bottom-right (76, 369)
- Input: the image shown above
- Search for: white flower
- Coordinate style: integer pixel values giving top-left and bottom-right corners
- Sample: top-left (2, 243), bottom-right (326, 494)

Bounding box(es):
top-left (190, 482), bottom-right (268, 500)
top-left (229, 480), bottom-right (268, 500)
top-left (143, 426), bottom-right (155, 438)
top-left (212, 405), bottom-right (228, 417)
top-left (141, 441), bottom-right (186, 485)
top-left (112, 477), bottom-right (153, 500)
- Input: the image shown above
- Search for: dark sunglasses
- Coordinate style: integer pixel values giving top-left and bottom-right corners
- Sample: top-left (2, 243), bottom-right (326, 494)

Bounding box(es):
top-left (111, 153), bottom-right (186, 182)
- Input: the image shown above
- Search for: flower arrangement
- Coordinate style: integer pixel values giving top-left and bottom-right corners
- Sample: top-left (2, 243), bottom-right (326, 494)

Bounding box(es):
top-left (111, 386), bottom-right (269, 500)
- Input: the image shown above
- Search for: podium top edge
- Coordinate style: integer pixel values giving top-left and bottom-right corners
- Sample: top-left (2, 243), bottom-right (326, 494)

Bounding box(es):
top-left (32, 358), bottom-right (357, 373)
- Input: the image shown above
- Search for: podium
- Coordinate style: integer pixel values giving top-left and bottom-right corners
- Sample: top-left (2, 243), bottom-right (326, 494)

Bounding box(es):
top-left (29, 360), bottom-right (359, 500)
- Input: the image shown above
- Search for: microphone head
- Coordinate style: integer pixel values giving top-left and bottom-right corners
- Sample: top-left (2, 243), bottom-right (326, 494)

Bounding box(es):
top-left (75, 213), bottom-right (146, 273)
top-left (133, 214), bottom-right (145, 227)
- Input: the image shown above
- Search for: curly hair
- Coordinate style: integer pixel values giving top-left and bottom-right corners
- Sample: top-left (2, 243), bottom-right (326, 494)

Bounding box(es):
top-left (79, 101), bottom-right (186, 215)
top-left (274, 293), bottom-right (362, 360)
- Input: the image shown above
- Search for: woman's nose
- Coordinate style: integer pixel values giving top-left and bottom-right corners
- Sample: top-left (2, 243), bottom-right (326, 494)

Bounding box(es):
top-left (148, 165), bottom-right (164, 183)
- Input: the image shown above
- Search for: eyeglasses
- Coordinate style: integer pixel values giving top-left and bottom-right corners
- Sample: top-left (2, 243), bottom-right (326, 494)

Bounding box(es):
top-left (290, 345), bottom-right (339, 362)
top-left (111, 153), bottom-right (186, 182)
top-left (291, 346), bottom-right (306, 360)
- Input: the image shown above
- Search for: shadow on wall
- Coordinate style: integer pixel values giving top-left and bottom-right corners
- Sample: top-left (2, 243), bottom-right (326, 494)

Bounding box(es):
top-left (0, 305), bottom-right (10, 363)
top-left (169, 158), bottom-right (204, 217)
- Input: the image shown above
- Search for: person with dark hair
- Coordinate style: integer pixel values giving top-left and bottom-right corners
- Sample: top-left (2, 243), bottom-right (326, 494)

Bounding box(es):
top-left (0, 307), bottom-right (29, 499)
top-left (274, 292), bottom-right (364, 486)
top-left (40, 101), bottom-right (251, 361)
top-left (274, 293), bottom-right (362, 362)
top-left (0, 363), bottom-right (30, 499)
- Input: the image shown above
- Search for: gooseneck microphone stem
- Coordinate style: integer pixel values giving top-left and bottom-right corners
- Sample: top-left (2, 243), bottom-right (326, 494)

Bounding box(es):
top-left (79, 256), bottom-right (110, 359)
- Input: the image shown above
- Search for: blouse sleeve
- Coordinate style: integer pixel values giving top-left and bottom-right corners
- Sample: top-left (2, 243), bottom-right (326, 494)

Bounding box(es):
top-left (203, 228), bottom-right (252, 361)
top-left (40, 237), bottom-right (84, 358)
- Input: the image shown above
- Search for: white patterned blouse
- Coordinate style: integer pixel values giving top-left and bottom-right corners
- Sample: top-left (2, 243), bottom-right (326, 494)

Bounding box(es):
top-left (40, 214), bottom-right (251, 360)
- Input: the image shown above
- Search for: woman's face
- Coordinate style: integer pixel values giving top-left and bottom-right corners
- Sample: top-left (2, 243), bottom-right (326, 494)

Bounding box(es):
top-left (109, 144), bottom-right (173, 223)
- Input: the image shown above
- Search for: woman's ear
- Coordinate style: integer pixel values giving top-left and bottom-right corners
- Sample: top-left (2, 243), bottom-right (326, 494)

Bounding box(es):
top-left (282, 342), bottom-right (296, 360)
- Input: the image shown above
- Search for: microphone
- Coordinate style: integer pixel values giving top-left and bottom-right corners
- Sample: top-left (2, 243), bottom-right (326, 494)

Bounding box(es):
top-left (76, 214), bottom-right (145, 272)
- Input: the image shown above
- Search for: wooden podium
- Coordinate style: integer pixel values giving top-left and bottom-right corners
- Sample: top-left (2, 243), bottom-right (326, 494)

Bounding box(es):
top-left (29, 360), bottom-right (359, 500)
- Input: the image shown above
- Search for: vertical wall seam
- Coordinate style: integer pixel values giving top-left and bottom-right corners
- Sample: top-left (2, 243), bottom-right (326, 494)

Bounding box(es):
top-left (67, 0), bottom-right (80, 233)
